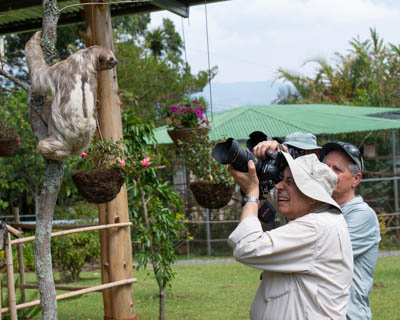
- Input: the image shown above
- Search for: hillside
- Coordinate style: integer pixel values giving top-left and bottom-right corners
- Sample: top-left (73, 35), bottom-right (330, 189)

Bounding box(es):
top-left (200, 81), bottom-right (283, 112)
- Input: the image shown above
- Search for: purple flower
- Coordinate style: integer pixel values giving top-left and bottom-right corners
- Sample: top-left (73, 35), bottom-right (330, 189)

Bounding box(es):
top-left (169, 105), bottom-right (179, 112)
top-left (181, 106), bottom-right (191, 114)
top-left (195, 108), bottom-right (203, 119)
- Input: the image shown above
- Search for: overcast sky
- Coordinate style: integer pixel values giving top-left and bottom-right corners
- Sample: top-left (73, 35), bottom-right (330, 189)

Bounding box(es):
top-left (150, 0), bottom-right (400, 84)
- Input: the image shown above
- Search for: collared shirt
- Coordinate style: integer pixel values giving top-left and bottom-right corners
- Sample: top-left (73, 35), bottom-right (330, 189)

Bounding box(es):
top-left (228, 205), bottom-right (353, 320)
top-left (341, 196), bottom-right (380, 320)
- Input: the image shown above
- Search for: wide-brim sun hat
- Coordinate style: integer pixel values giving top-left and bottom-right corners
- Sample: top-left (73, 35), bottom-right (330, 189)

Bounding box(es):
top-left (281, 152), bottom-right (341, 212)
top-left (284, 132), bottom-right (322, 151)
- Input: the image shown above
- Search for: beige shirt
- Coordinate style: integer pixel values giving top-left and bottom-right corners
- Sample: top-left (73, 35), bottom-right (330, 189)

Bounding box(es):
top-left (228, 205), bottom-right (353, 320)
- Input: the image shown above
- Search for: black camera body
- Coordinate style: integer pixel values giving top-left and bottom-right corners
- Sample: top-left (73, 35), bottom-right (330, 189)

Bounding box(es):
top-left (212, 131), bottom-right (306, 225)
top-left (212, 131), bottom-right (286, 199)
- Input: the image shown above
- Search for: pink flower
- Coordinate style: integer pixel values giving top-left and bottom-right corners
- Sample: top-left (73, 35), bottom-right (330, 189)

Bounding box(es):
top-left (141, 157), bottom-right (151, 168)
top-left (119, 160), bottom-right (126, 166)
top-left (81, 152), bottom-right (87, 159)
top-left (397, 233), bottom-right (400, 240)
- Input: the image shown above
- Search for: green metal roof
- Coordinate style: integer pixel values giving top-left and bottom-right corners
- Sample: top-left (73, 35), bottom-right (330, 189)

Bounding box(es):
top-left (153, 104), bottom-right (400, 144)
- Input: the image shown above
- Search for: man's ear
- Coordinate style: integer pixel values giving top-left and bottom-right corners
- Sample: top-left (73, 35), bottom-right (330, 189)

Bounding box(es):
top-left (352, 172), bottom-right (362, 188)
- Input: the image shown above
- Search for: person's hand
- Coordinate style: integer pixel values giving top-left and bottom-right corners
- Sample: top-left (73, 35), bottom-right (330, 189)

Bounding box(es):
top-left (252, 140), bottom-right (288, 160)
top-left (229, 160), bottom-right (259, 198)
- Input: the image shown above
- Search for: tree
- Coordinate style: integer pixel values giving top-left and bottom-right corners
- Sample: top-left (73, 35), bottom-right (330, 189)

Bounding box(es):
top-left (122, 108), bottom-right (187, 320)
top-left (277, 28), bottom-right (400, 107)
top-left (116, 16), bottom-right (214, 124)
top-left (0, 9), bottom-right (213, 319)
top-left (1, 1), bottom-right (64, 318)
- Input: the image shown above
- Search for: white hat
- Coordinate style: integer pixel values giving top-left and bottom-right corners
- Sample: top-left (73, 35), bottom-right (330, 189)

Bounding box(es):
top-left (281, 152), bottom-right (341, 212)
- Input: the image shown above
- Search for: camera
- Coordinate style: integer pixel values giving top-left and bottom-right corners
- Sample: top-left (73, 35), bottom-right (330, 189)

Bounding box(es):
top-left (212, 131), bottom-right (286, 199)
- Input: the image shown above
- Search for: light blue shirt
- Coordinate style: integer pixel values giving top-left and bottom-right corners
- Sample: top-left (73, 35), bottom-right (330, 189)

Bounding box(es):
top-left (341, 195), bottom-right (381, 320)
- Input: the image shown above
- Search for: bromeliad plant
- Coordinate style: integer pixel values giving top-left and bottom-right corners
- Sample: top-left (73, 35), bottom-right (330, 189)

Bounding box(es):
top-left (166, 99), bottom-right (209, 130)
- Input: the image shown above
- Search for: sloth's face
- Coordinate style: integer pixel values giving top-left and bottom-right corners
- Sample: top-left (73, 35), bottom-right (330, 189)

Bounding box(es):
top-left (98, 52), bottom-right (118, 71)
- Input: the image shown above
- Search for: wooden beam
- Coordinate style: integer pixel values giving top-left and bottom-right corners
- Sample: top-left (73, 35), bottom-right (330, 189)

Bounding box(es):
top-left (12, 207), bottom-right (26, 303)
top-left (81, 1), bottom-right (136, 319)
top-left (151, 0), bottom-right (189, 17)
top-left (22, 284), bottom-right (90, 291)
top-left (1, 278), bottom-right (137, 313)
top-left (5, 224), bottom-right (21, 238)
top-left (10, 222), bottom-right (132, 245)
top-left (0, 0), bottom-right (41, 12)
top-left (5, 233), bottom-right (17, 319)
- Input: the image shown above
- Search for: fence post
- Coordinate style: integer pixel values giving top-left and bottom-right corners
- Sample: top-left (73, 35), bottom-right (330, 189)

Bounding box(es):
top-left (5, 231), bottom-right (17, 320)
top-left (12, 207), bottom-right (26, 302)
top-left (205, 208), bottom-right (211, 256)
top-left (392, 130), bottom-right (399, 213)
top-left (1, 267), bottom-right (2, 320)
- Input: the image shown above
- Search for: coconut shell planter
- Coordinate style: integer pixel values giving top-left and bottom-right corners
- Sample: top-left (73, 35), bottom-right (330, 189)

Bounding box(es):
top-left (167, 127), bottom-right (209, 148)
top-left (71, 168), bottom-right (125, 204)
top-left (190, 181), bottom-right (235, 209)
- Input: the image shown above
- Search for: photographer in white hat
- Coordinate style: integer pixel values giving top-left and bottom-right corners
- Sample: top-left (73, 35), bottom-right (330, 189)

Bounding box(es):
top-left (228, 152), bottom-right (353, 320)
top-left (252, 131), bottom-right (322, 226)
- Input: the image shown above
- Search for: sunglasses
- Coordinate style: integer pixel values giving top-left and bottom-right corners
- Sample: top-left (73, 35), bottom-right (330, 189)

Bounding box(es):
top-left (334, 141), bottom-right (364, 171)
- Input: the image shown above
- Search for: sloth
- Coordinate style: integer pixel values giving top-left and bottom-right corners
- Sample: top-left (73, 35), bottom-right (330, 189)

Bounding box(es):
top-left (24, 31), bottom-right (118, 161)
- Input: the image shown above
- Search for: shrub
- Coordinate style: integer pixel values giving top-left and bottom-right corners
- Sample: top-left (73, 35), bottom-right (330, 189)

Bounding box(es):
top-left (51, 231), bottom-right (100, 282)
top-left (54, 202), bottom-right (98, 221)
top-left (11, 232), bottom-right (36, 272)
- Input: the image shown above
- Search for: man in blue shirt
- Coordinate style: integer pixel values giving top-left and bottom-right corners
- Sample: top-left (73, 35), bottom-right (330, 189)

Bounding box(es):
top-left (322, 142), bottom-right (381, 320)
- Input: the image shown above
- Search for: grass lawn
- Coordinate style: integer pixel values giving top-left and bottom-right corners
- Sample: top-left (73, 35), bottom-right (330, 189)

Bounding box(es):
top-left (18, 255), bottom-right (400, 319)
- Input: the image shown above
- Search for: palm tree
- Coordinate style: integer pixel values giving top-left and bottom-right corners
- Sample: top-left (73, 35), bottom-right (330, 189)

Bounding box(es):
top-left (277, 28), bottom-right (400, 107)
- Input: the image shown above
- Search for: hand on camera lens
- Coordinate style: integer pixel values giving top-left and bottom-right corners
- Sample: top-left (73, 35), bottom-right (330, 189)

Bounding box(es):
top-left (252, 140), bottom-right (288, 159)
top-left (229, 160), bottom-right (259, 198)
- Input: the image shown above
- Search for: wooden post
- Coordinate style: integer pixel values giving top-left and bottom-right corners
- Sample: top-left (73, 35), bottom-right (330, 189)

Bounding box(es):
top-left (0, 267), bottom-right (2, 320)
top-left (81, 1), bottom-right (136, 319)
top-left (12, 207), bottom-right (26, 302)
top-left (5, 232), bottom-right (17, 320)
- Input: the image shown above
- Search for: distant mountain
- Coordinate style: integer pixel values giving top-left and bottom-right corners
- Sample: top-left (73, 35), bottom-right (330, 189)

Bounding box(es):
top-left (200, 81), bottom-right (284, 113)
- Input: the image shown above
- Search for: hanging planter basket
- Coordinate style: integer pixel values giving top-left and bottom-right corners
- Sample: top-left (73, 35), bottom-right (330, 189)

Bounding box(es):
top-left (71, 168), bottom-right (125, 204)
top-left (190, 181), bottom-right (235, 209)
top-left (0, 137), bottom-right (19, 157)
top-left (167, 127), bottom-right (209, 148)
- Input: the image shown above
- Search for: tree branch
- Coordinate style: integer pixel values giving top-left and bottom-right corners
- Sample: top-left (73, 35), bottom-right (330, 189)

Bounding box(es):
top-left (31, 1), bottom-right (62, 319)
top-left (0, 68), bottom-right (30, 93)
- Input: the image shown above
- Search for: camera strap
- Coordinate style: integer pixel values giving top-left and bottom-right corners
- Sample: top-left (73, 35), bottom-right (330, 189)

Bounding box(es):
top-left (257, 200), bottom-right (276, 225)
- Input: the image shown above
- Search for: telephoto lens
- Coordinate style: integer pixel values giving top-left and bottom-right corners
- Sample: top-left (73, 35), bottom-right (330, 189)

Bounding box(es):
top-left (212, 138), bottom-right (262, 173)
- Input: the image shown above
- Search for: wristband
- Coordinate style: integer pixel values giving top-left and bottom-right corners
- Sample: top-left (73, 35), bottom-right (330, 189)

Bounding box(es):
top-left (242, 196), bottom-right (260, 206)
